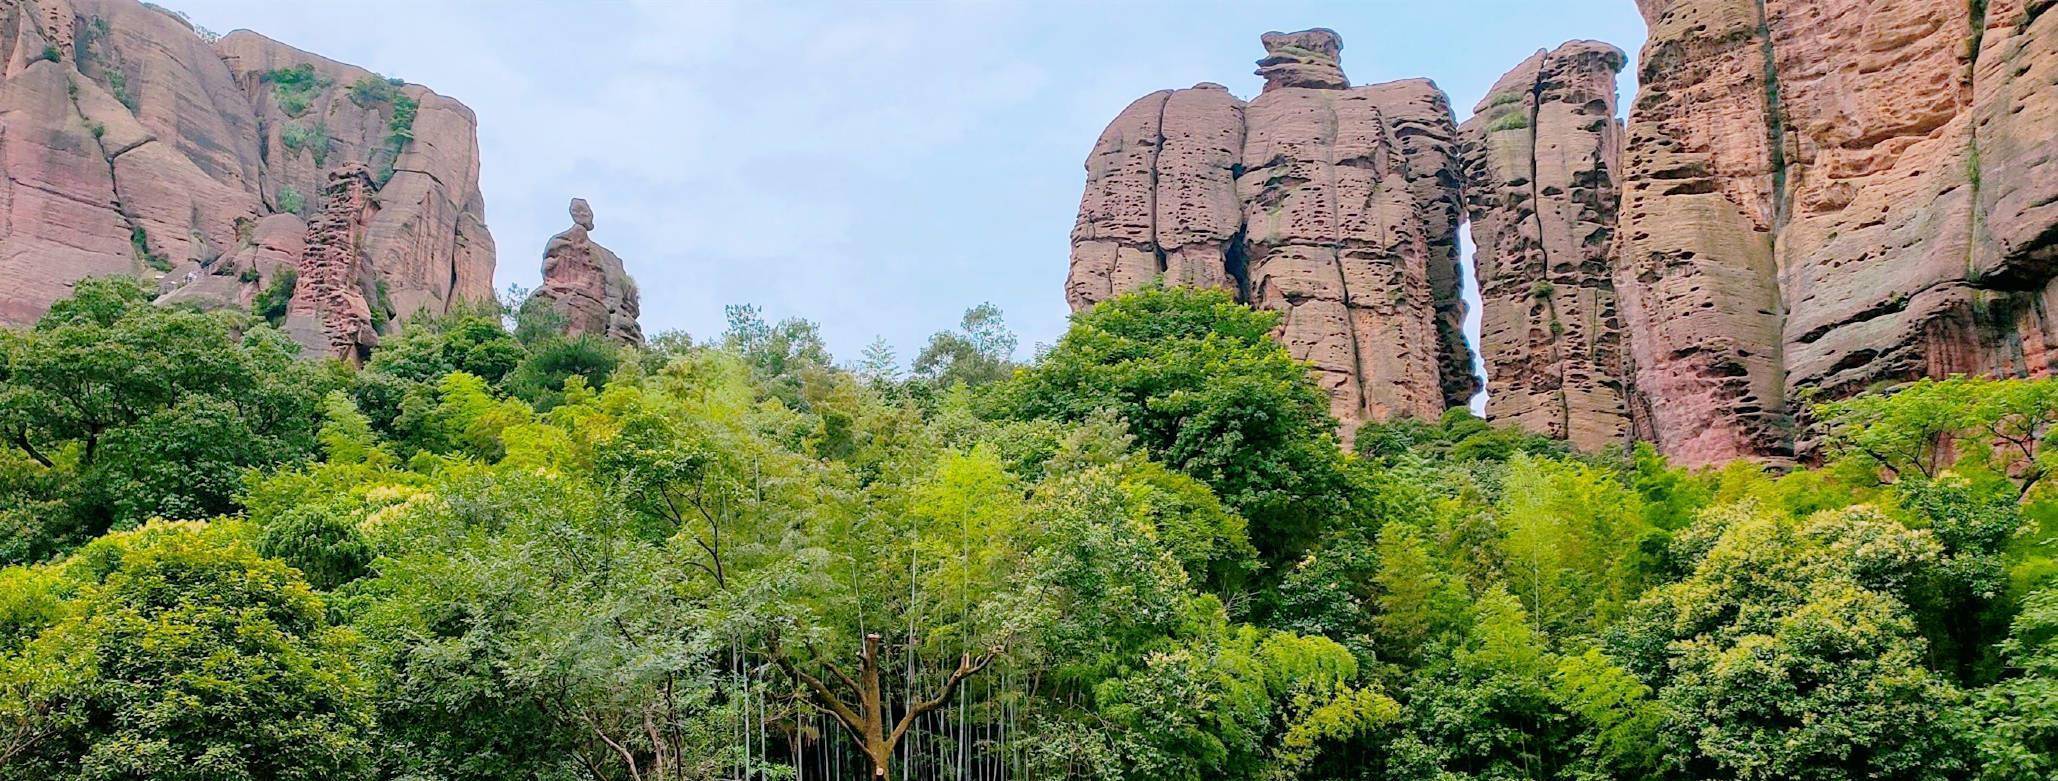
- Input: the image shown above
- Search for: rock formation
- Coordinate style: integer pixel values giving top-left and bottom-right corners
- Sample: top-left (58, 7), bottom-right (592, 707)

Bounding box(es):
top-left (282, 164), bottom-right (378, 363)
top-left (0, 0), bottom-right (492, 330)
top-left (1073, 13), bottom-right (2058, 467)
top-left (1614, 0), bottom-right (2058, 465)
top-left (524, 198), bottom-right (642, 345)
top-left (1067, 29), bottom-right (1473, 437)
top-left (1459, 41), bottom-right (1629, 452)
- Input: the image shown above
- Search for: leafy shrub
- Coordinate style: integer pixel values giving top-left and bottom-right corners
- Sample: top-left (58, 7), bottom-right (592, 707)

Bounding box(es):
top-left (280, 122), bottom-right (331, 165)
top-left (346, 74), bottom-right (398, 107)
top-left (263, 63), bottom-right (330, 118)
top-left (1487, 109), bottom-right (1531, 132)
top-left (275, 184), bottom-right (305, 216)
top-left (254, 267), bottom-right (297, 325)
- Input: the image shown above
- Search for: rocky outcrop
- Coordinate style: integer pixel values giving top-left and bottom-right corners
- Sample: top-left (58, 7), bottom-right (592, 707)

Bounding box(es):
top-left (1459, 41), bottom-right (1629, 452)
top-left (282, 164), bottom-right (377, 363)
top-left (1071, 14), bottom-right (2058, 467)
top-left (524, 198), bottom-right (642, 345)
top-left (0, 0), bottom-right (492, 330)
top-left (1066, 29), bottom-right (1472, 437)
top-left (1611, 0), bottom-right (2058, 466)
top-left (1361, 79), bottom-right (1476, 409)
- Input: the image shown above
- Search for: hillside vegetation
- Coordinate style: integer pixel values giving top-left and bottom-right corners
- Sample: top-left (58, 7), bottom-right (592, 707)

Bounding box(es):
top-left (0, 281), bottom-right (2053, 780)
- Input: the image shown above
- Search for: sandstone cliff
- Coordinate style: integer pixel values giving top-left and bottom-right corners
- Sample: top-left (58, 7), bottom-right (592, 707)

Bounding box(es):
top-left (1067, 29), bottom-right (1474, 437)
top-left (0, 0), bottom-right (493, 338)
top-left (524, 198), bottom-right (642, 345)
top-left (1616, 0), bottom-right (2058, 465)
top-left (1075, 12), bottom-right (2058, 466)
top-left (1459, 41), bottom-right (1630, 452)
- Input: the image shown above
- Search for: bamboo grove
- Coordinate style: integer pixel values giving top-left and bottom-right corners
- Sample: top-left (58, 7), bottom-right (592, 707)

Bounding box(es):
top-left (0, 278), bottom-right (2054, 780)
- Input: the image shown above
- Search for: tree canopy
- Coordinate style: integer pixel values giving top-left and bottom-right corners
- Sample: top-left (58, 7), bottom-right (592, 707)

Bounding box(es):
top-left (1, 281), bottom-right (2054, 780)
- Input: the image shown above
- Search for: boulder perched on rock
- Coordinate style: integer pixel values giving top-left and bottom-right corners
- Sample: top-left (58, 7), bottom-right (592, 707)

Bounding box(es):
top-left (524, 198), bottom-right (642, 345)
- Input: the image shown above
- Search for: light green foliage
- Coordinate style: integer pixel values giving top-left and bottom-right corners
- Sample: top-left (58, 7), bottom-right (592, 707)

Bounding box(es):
top-left (1487, 109), bottom-right (1531, 132)
top-left (0, 521), bottom-right (375, 781)
top-left (280, 121), bottom-right (330, 165)
top-left (1496, 453), bottom-right (1658, 634)
top-left (275, 184), bottom-right (304, 216)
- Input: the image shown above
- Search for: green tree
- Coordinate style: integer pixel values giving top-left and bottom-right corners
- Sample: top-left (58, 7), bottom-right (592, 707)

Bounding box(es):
top-left (912, 303), bottom-right (1017, 388)
top-left (994, 286), bottom-right (1353, 563)
top-left (0, 521), bottom-right (375, 781)
top-left (0, 278), bottom-right (332, 562)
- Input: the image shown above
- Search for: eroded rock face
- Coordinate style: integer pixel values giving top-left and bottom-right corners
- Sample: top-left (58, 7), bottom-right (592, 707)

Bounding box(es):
top-left (1459, 41), bottom-right (1629, 451)
top-left (1066, 30), bottom-right (1471, 438)
top-left (283, 164), bottom-right (377, 363)
top-left (1614, 0), bottom-right (2058, 466)
top-left (525, 198), bottom-right (643, 345)
top-left (0, 0), bottom-right (492, 330)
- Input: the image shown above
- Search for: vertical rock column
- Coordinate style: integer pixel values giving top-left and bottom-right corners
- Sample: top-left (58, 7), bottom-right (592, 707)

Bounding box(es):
top-left (283, 164), bottom-right (379, 363)
top-left (1239, 29), bottom-right (1445, 434)
top-left (1064, 29), bottom-right (1458, 440)
top-left (1614, 0), bottom-right (1791, 465)
top-left (1362, 79), bottom-right (1478, 410)
top-left (1459, 41), bottom-right (1630, 451)
top-left (1965, 0), bottom-right (2058, 377)
top-left (1066, 84), bottom-right (1245, 309)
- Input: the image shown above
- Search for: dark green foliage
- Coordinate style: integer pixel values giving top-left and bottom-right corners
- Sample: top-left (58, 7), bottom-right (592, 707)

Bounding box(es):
top-left (253, 267), bottom-right (296, 325)
top-left (256, 503), bottom-right (372, 591)
top-left (993, 285), bottom-right (1353, 563)
top-left (128, 226), bottom-right (170, 272)
top-left (505, 335), bottom-right (618, 410)
top-left (345, 74), bottom-right (397, 108)
top-left (0, 278), bottom-right (334, 564)
top-left (911, 302), bottom-right (1017, 388)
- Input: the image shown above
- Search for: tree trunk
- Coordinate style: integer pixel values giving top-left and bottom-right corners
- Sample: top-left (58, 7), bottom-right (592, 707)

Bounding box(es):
top-left (765, 632), bottom-right (997, 781)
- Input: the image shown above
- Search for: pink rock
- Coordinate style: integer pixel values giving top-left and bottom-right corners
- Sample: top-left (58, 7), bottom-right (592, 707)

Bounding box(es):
top-left (1066, 30), bottom-right (1459, 441)
top-left (524, 198), bottom-right (643, 345)
top-left (1460, 42), bottom-right (1631, 452)
top-left (283, 164), bottom-right (378, 363)
top-left (0, 0), bottom-right (494, 332)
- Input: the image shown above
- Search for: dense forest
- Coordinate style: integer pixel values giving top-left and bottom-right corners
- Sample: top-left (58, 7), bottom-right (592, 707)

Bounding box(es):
top-left (0, 278), bottom-right (2054, 780)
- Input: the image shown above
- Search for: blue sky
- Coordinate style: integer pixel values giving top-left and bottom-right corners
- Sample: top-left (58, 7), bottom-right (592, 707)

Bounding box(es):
top-left (171, 0), bottom-right (1647, 372)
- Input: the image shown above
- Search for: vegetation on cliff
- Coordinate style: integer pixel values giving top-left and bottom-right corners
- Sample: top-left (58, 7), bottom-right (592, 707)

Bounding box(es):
top-left (0, 283), bottom-right (2053, 780)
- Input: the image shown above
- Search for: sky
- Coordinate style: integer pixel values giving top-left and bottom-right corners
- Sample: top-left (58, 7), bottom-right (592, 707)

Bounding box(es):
top-left (169, 0), bottom-right (1648, 374)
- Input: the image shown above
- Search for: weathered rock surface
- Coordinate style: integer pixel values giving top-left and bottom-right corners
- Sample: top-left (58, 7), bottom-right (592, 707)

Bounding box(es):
top-left (1361, 79), bottom-right (1476, 409)
top-left (0, 0), bottom-right (492, 331)
top-left (1459, 41), bottom-right (1629, 452)
top-left (525, 198), bottom-right (642, 345)
top-left (282, 164), bottom-right (377, 362)
top-left (1611, 0), bottom-right (2058, 466)
top-left (1066, 30), bottom-right (1473, 437)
